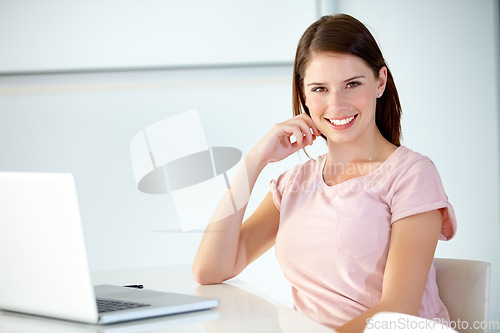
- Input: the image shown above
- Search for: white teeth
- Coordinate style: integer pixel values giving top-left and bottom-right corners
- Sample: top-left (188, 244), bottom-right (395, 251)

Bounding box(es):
top-left (329, 115), bottom-right (355, 126)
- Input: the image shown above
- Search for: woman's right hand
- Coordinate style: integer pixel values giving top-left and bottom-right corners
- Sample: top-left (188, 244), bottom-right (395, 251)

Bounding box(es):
top-left (249, 113), bottom-right (322, 166)
top-left (193, 113), bottom-right (320, 285)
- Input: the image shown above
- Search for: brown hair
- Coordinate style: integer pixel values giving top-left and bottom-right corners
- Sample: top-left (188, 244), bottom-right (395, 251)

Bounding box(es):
top-left (292, 14), bottom-right (402, 146)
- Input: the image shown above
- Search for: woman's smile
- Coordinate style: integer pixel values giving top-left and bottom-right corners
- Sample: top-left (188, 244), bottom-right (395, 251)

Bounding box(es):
top-left (325, 114), bottom-right (359, 129)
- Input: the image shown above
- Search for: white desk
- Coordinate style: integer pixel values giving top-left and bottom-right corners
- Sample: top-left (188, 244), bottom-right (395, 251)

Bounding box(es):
top-left (0, 265), bottom-right (333, 332)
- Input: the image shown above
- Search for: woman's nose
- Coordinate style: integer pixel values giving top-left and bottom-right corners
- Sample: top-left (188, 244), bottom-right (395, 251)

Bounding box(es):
top-left (327, 90), bottom-right (343, 109)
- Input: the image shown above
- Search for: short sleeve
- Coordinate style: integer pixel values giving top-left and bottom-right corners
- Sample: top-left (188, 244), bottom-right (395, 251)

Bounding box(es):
top-left (269, 177), bottom-right (282, 211)
top-left (269, 164), bottom-right (302, 212)
top-left (390, 158), bottom-right (457, 240)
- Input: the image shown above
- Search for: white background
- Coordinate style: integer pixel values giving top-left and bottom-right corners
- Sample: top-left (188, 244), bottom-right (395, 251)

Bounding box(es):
top-left (0, 0), bottom-right (498, 329)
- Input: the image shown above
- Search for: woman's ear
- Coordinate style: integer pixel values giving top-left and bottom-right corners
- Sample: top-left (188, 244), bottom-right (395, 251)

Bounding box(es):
top-left (377, 66), bottom-right (388, 97)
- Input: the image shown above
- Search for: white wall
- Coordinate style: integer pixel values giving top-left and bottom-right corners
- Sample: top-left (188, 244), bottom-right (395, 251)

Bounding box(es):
top-left (0, 66), bottom-right (296, 266)
top-left (0, 0), bottom-right (315, 72)
top-left (0, 0), bottom-right (498, 329)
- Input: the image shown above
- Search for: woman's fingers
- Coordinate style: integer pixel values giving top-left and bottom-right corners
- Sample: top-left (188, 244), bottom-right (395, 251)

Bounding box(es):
top-left (278, 123), bottom-right (311, 147)
top-left (297, 113), bottom-right (321, 137)
top-left (251, 112), bottom-right (321, 165)
top-left (281, 114), bottom-right (320, 146)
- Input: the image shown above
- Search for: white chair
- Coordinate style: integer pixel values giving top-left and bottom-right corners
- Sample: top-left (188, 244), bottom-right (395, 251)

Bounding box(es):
top-left (434, 258), bottom-right (491, 333)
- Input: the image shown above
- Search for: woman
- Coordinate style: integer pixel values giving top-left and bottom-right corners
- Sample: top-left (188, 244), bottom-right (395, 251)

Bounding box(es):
top-left (192, 14), bottom-right (456, 332)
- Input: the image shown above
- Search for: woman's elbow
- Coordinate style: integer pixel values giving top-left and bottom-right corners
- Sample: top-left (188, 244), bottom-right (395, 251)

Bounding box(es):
top-left (193, 271), bottom-right (222, 285)
top-left (377, 299), bottom-right (421, 317)
top-left (192, 264), bottom-right (230, 285)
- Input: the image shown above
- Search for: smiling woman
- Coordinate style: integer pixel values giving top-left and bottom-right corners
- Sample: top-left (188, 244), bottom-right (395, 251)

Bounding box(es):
top-left (292, 14), bottom-right (401, 148)
top-left (302, 53), bottom-right (387, 147)
top-left (192, 14), bottom-right (457, 333)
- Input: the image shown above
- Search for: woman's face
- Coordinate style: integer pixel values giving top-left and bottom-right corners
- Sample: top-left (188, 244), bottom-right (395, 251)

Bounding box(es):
top-left (303, 52), bottom-right (387, 145)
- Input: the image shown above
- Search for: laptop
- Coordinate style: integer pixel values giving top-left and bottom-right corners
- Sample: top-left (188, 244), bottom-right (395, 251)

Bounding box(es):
top-left (0, 172), bottom-right (218, 325)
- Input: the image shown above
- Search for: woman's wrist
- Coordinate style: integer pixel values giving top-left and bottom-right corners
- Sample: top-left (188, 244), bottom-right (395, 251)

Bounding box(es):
top-left (244, 148), bottom-right (268, 176)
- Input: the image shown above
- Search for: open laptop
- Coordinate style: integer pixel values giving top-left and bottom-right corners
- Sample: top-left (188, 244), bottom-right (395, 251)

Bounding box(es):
top-left (0, 172), bottom-right (218, 325)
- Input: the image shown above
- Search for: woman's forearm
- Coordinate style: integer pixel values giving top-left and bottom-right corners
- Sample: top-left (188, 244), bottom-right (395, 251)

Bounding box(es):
top-left (192, 150), bottom-right (266, 284)
top-left (192, 114), bottom-right (319, 284)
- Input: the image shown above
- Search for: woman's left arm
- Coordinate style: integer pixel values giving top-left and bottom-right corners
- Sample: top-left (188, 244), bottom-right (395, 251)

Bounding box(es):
top-left (337, 209), bottom-right (443, 333)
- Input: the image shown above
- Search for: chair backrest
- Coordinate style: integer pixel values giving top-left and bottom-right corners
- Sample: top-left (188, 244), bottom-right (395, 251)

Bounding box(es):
top-left (434, 258), bottom-right (491, 333)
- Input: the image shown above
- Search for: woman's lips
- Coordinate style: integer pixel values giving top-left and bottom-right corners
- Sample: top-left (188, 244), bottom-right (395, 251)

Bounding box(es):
top-left (325, 114), bottom-right (358, 129)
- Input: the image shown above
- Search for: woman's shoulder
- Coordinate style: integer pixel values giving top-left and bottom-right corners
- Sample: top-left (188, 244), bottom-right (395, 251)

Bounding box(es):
top-left (376, 146), bottom-right (443, 187)
top-left (383, 146), bottom-right (445, 189)
top-left (388, 145), bottom-right (435, 169)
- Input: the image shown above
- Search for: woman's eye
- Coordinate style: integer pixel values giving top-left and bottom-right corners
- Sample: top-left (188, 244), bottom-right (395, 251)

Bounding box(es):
top-left (346, 81), bottom-right (361, 89)
top-left (312, 86), bottom-right (327, 93)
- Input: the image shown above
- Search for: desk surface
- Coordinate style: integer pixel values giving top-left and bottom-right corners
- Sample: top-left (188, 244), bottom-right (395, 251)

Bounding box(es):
top-left (0, 265), bottom-right (333, 332)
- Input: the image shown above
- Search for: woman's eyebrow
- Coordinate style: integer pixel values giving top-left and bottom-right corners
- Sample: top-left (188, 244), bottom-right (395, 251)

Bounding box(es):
top-left (344, 75), bottom-right (365, 82)
top-left (306, 76), bottom-right (366, 86)
top-left (306, 82), bottom-right (326, 86)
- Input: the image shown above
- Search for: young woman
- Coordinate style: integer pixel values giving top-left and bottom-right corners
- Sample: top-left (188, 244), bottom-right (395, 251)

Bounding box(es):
top-left (192, 14), bottom-right (456, 332)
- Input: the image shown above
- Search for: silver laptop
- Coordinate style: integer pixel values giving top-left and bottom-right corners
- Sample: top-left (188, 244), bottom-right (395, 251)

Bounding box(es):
top-left (0, 172), bottom-right (218, 324)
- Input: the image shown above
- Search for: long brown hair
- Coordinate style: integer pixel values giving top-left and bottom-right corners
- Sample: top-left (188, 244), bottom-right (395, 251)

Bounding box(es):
top-left (292, 14), bottom-right (402, 146)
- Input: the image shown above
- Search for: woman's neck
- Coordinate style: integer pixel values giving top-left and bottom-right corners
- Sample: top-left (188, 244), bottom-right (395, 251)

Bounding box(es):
top-left (322, 131), bottom-right (397, 186)
top-left (325, 130), bottom-right (396, 165)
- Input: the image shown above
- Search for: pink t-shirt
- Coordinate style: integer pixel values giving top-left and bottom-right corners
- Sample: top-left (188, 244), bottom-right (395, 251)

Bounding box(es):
top-left (270, 146), bottom-right (457, 330)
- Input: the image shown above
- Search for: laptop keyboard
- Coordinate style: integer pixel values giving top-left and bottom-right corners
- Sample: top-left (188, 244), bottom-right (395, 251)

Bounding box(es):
top-left (96, 298), bottom-right (151, 313)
